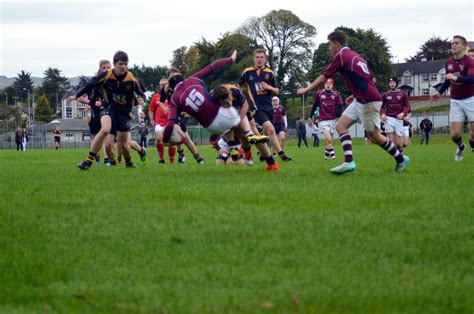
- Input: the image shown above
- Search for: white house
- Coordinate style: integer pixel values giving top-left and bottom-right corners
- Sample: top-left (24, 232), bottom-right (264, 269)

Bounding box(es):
top-left (393, 59), bottom-right (447, 97)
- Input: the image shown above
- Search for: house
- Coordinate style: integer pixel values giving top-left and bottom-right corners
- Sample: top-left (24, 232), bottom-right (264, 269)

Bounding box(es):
top-left (61, 89), bottom-right (88, 119)
top-left (393, 40), bottom-right (473, 98)
top-left (393, 59), bottom-right (447, 97)
top-left (45, 118), bottom-right (90, 143)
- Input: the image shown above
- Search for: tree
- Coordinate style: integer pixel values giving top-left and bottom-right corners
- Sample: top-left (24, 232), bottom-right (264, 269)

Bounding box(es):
top-left (128, 64), bottom-right (168, 92)
top-left (76, 75), bottom-right (90, 89)
top-left (0, 103), bottom-right (25, 123)
top-left (39, 67), bottom-right (71, 114)
top-left (35, 95), bottom-right (53, 122)
top-left (12, 71), bottom-right (34, 104)
top-left (407, 36), bottom-right (451, 62)
top-left (236, 10), bottom-right (317, 93)
top-left (170, 46), bottom-right (201, 77)
top-left (307, 26), bottom-right (394, 98)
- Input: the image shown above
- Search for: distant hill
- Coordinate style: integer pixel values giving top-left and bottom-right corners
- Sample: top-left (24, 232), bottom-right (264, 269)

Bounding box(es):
top-left (0, 76), bottom-right (83, 89)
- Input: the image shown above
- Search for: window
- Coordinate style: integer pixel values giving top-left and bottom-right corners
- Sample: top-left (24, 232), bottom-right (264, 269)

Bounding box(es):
top-left (66, 107), bottom-right (72, 119)
top-left (422, 74), bottom-right (429, 82)
top-left (82, 131), bottom-right (90, 141)
top-left (422, 88), bottom-right (430, 96)
top-left (65, 133), bottom-right (74, 141)
top-left (403, 75), bottom-right (412, 85)
top-left (429, 73), bottom-right (437, 81)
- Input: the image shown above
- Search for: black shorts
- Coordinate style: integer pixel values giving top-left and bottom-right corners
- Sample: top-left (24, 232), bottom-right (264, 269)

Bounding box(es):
top-left (89, 117), bottom-right (101, 135)
top-left (177, 115), bottom-right (189, 133)
top-left (100, 108), bottom-right (121, 134)
top-left (274, 123), bottom-right (286, 134)
top-left (253, 110), bottom-right (274, 126)
top-left (54, 136), bottom-right (60, 143)
top-left (246, 109), bottom-right (255, 122)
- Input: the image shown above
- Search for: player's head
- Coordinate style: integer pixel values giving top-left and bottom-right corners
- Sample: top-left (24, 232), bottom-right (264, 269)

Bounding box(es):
top-left (159, 78), bottom-right (168, 92)
top-left (168, 74), bottom-right (184, 93)
top-left (327, 30), bottom-right (348, 56)
top-left (98, 59), bottom-right (111, 73)
top-left (451, 35), bottom-right (467, 55)
top-left (113, 51), bottom-right (129, 75)
top-left (324, 78), bottom-right (334, 91)
top-left (272, 96), bottom-right (280, 106)
top-left (468, 48), bottom-right (474, 59)
top-left (388, 77), bottom-right (399, 90)
top-left (253, 48), bottom-right (267, 69)
top-left (212, 85), bottom-right (232, 108)
top-left (167, 67), bottom-right (181, 78)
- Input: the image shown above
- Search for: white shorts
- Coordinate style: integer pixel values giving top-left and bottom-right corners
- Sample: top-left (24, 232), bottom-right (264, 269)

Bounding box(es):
top-left (402, 125), bottom-right (410, 138)
top-left (207, 106), bottom-right (241, 135)
top-left (154, 124), bottom-right (165, 133)
top-left (450, 96), bottom-right (474, 122)
top-left (319, 119), bottom-right (336, 134)
top-left (342, 100), bottom-right (382, 132)
top-left (384, 116), bottom-right (404, 137)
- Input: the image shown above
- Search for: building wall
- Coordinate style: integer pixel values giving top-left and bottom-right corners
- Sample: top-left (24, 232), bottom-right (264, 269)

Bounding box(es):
top-left (61, 99), bottom-right (87, 119)
top-left (400, 68), bottom-right (448, 97)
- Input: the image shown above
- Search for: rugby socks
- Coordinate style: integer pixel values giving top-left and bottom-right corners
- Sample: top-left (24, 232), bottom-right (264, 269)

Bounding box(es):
top-left (193, 152), bottom-right (202, 160)
top-left (469, 140), bottom-right (474, 152)
top-left (125, 157), bottom-right (133, 166)
top-left (169, 146), bottom-right (176, 164)
top-left (453, 136), bottom-right (465, 152)
top-left (244, 130), bottom-right (254, 137)
top-left (340, 133), bottom-right (353, 163)
top-left (85, 151), bottom-right (96, 165)
top-left (178, 148), bottom-right (185, 157)
top-left (327, 146), bottom-right (335, 158)
top-left (95, 154), bottom-right (100, 162)
top-left (265, 155), bottom-right (276, 165)
top-left (380, 139), bottom-right (404, 163)
top-left (242, 144), bottom-right (252, 160)
top-left (209, 134), bottom-right (220, 150)
top-left (156, 143), bottom-right (165, 160)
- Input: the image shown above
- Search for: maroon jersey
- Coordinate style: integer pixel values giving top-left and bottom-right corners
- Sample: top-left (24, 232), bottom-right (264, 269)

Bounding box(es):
top-left (311, 89), bottom-right (343, 121)
top-left (445, 55), bottom-right (474, 100)
top-left (323, 47), bottom-right (382, 103)
top-left (381, 90), bottom-right (410, 117)
top-left (163, 57), bottom-right (233, 142)
top-left (272, 105), bottom-right (286, 125)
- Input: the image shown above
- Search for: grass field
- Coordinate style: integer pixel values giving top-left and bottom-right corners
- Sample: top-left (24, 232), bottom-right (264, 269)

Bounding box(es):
top-left (1, 135), bottom-right (473, 313)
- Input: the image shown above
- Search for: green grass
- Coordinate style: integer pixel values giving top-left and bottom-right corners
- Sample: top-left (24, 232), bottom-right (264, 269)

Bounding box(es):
top-left (1, 135), bottom-right (473, 313)
top-left (412, 103), bottom-right (450, 114)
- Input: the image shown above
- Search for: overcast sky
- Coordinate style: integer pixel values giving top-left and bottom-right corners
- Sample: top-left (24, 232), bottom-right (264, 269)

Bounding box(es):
top-left (1, 0), bottom-right (472, 78)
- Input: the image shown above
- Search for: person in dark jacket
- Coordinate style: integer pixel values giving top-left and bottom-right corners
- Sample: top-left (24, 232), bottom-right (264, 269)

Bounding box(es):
top-left (296, 117), bottom-right (308, 148)
top-left (15, 127), bottom-right (23, 151)
top-left (138, 122), bottom-right (149, 148)
top-left (420, 114), bottom-right (433, 145)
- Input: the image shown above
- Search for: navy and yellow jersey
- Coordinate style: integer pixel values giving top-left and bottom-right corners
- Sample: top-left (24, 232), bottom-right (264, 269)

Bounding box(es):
top-left (75, 69), bottom-right (145, 114)
top-left (238, 66), bottom-right (277, 112)
top-left (222, 84), bottom-right (246, 110)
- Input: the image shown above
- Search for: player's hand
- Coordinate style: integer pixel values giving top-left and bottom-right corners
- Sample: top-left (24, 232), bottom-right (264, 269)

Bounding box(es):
top-left (381, 113), bottom-right (387, 121)
top-left (396, 113), bottom-right (404, 120)
top-left (446, 73), bottom-right (457, 82)
top-left (297, 87), bottom-right (308, 95)
top-left (260, 82), bottom-right (272, 90)
top-left (230, 50), bottom-right (237, 62)
top-left (137, 96), bottom-right (145, 106)
top-left (430, 92), bottom-right (441, 102)
top-left (95, 100), bottom-right (102, 107)
top-left (139, 111), bottom-right (145, 118)
top-left (345, 95), bottom-right (354, 105)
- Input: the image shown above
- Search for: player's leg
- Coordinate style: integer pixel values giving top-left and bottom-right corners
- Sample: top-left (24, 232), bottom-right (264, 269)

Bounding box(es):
top-left (322, 128), bottom-right (335, 159)
top-left (330, 114), bottom-right (357, 174)
top-left (235, 126), bottom-right (277, 170)
top-left (130, 139), bottom-right (147, 163)
top-left (78, 114), bottom-right (112, 170)
top-left (117, 131), bottom-right (136, 167)
top-left (261, 119), bottom-right (290, 161)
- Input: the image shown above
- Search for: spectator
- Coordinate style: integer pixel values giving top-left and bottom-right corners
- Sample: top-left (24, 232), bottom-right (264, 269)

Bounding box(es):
top-left (22, 128), bottom-right (28, 151)
top-left (138, 122), bottom-right (149, 148)
top-left (296, 117), bottom-right (308, 148)
top-left (311, 118), bottom-right (320, 147)
top-left (420, 114), bottom-right (433, 145)
top-left (15, 127), bottom-right (23, 151)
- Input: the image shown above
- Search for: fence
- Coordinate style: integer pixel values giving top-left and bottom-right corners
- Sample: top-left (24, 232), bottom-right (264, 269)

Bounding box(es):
top-left (0, 112), bottom-right (461, 150)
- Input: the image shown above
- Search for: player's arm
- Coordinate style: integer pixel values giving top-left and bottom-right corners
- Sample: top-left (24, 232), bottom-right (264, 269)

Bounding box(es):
top-left (297, 75), bottom-right (326, 95)
top-left (148, 101), bottom-right (155, 127)
top-left (447, 73), bottom-right (474, 83)
top-left (282, 108), bottom-right (288, 130)
top-left (192, 50), bottom-right (237, 81)
top-left (69, 71), bottom-right (107, 100)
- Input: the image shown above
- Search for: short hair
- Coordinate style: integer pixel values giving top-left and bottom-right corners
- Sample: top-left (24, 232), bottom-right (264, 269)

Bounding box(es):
top-left (113, 50), bottom-right (129, 64)
top-left (99, 59), bottom-right (111, 68)
top-left (212, 85), bottom-right (231, 102)
top-left (467, 48), bottom-right (474, 53)
top-left (328, 30), bottom-right (348, 46)
top-left (167, 67), bottom-right (181, 78)
top-left (253, 48), bottom-right (267, 57)
top-left (453, 35), bottom-right (467, 46)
